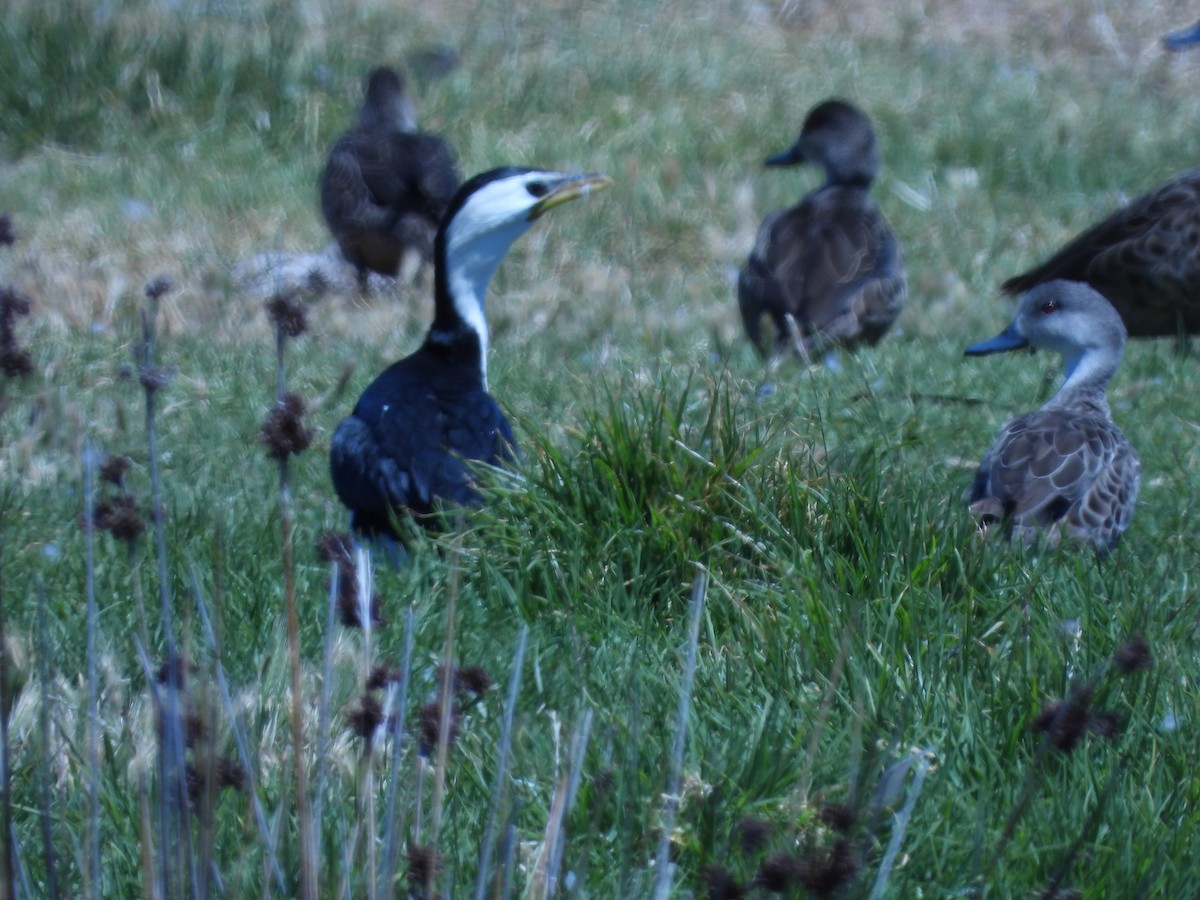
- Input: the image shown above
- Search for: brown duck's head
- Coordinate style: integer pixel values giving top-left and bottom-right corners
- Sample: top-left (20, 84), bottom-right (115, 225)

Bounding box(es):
top-left (766, 99), bottom-right (881, 187)
top-left (360, 66), bottom-right (417, 133)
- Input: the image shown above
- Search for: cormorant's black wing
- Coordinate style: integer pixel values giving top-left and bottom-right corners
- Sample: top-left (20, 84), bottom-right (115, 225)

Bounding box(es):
top-left (330, 354), bottom-right (515, 537)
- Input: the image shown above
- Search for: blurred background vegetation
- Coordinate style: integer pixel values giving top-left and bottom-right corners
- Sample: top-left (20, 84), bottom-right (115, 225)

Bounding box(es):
top-left (1, 0), bottom-right (1199, 895)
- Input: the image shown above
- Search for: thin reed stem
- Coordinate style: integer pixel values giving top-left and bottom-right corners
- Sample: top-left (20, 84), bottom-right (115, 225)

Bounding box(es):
top-left (82, 445), bottom-right (101, 900)
top-left (0, 506), bottom-right (14, 900)
top-left (652, 571), bottom-right (707, 900)
top-left (379, 607), bottom-right (415, 899)
top-left (189, 567), bottom-right (288, 894)
top-left (544, 707), bottom-right (593, 898)
top-left (35, 581), bottom-right (59, 900)
top-left (139, 294), bottom-right (197, 900)
top-left (869, 750), bottom-right (932, 899)
top-left (272, 311), bottom-right (316, 900)
top-left (473, 625), bottom-right (528, 900)
top-left (311, 563), bottom-right (342, 871)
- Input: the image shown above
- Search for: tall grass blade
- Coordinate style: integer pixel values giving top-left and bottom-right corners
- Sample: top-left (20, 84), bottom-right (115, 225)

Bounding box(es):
top-left (544, 706), bottom-right (593, 898)
top-left (81, 444), bottom-right (101, 900)
top-left (378, 607), bottom-right (415, 900)
top-left (311, 562), bottom-right (342, 874)
top-left (473, 624), bottom-right (528, 900)
top-left (869, 749), bottom-right (933, 899)
top-left (189, 566), bottom-right (287, 895)
top-left (652, 571), bottom-right (706, 900)
top-left (34, 581), bottom-right (59, 900)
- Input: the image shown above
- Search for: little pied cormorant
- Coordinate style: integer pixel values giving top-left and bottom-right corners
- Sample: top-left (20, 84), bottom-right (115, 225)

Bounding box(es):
top-left (738, 99), bottom-right (906, 361)
top-left (320, 67), bottom-right (460, 291)
top-left (330, 166), bottom-right (612, 539)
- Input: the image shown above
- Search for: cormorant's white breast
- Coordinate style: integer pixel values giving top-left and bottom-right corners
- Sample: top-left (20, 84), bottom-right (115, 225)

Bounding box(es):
top-left (330, 166), bottom-right (612, 540)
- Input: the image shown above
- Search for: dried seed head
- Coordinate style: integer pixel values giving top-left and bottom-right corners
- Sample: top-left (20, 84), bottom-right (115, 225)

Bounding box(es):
top-left (215, 756), bottom-right (246, 792)
top-left (1114, 635), bottom-right (1153, 675)
top-left (796, 836), bottom-right (860, 897)
top-left (437, 663), bottom-right (492, 696)
top-left (365, 665), bottom-right (402, 691)
top-left (0, 346), bottom-right (33, 378)
top-left (265, 293), bottom-right (309, 339)
top-left (99, 454), bottom-right (133, 487)
top-left (1033, 686), bottom-right (1094, 753)
top-left (186, 756), bottom-right (246, 805)
top-left (315, 531), bottom-right (354, 566)
top-left (736, 817), bottom-right (774, 855)
top-left (406, 845), bottom-right (443, 885)
top-left (454, 665), bottom-right (493, 696)
top-left (145, 277), bottom-right (173, 301)
top-left (336, 577), bottom-right (383, 629)
top-left (702, 865), bottom-right (746, 899)
top-left (347, 693), bottom-right (383, 741)
top-left (818, 803), bottom-right (856, 834)
top-left (756, 851), bottom-right (803, 892)
top-left (93, 494), bottom-right (145, 542)
top-left (1087, 710), bottom-right (1125, 740)
top-left (260, 392), bottom-right (313, 460)
top-left (417, 700), bottom-right (461, 757)
top-left (155, 654), bottom-right (196, 690)
top-left (0, 286), bottom-right (32, 321)
top-left (183, 710), bottom-right (206, 747)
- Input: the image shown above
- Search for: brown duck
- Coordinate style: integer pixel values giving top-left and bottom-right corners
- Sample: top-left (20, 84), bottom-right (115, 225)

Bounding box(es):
top-left (1001, 171), bottom-right (1200, 337)
top-left (320, 67), bottom-right (460, 291)
top-left (738, 99), bottom-right (906, 360)
top-left (1002, 19), bottom-right (1200, 338)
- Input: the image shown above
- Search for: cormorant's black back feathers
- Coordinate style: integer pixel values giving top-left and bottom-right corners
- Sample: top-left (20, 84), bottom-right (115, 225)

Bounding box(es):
top-left (329, 342), bottom-right (515, 537)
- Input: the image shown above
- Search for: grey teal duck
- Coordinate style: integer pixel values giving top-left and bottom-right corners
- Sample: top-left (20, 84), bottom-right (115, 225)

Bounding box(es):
top-left (738, 99), bottom-right (906, 360)
top-left (965, 280), bottom-right (1140, 551)
top-left (320, 67), bottom-right (460, 291)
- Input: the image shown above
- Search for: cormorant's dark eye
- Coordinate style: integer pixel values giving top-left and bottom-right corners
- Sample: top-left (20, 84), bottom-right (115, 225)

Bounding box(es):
top-left (1039, 300), bottom-right (1059, 314)
top-left (526, 181), bottom-right (550, 198)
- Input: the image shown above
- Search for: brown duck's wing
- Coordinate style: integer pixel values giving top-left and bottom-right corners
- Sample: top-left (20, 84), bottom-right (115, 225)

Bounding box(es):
top-left (970, 408), bottom-right (1139, 549)
top-left (759, 188), bottom-right (905, 347)
top-left (1002, 171), bottom-right (1200, 334)
top-left (320, 132), bottom-right (394, 235)
top-left (738, 210), bottom-right (790, 355)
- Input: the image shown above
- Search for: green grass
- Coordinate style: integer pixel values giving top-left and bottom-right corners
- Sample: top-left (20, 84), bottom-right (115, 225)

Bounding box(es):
top-left (2, 0), bottom-right (1200, 896)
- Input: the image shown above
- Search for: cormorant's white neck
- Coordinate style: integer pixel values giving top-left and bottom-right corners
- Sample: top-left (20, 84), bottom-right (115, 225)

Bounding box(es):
top-left (437, 216), bottom-right (535, 389)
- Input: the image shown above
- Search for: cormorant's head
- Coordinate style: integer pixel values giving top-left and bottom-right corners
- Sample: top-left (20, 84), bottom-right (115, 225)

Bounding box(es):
top-left (432, 167), bottom-right (613, 357)
top-left (437, 167), bottom-right (612, 298)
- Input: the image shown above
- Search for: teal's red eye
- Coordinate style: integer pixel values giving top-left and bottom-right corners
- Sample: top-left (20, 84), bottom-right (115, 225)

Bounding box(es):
top-left (1039, 301), bottom-right (1058, 314)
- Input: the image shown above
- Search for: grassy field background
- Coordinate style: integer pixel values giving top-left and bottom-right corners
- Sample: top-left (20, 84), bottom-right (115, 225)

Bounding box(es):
top-left (2, 0), bottom-right (1200, 896)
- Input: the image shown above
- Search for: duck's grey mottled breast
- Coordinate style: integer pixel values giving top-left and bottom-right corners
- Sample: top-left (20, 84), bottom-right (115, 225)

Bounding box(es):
top-left (965, 280), bottom-right (1140, 551)
top-left (1001, 168), bottom-right (1200, 338)
top-left (738, 99), bottom-right (906, 360)
top-left (320, 67), bottom-right (460, 290)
